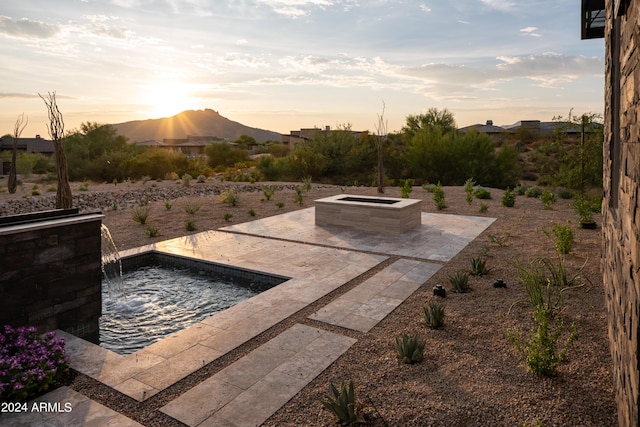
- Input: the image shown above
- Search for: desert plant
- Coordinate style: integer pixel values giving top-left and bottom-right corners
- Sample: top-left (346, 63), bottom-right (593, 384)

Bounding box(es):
top-left (321, 380), bottom-right (365, 426)
top-left (30, 185), bottom-right (41, 196)
top-left (545, 222), bottom-right (574, 255)
top-left (181, 173), bottom-right (192, 186)
top-left (422, 183), bottom-right (437, 193)
top-left (479, 203), bottom-right (489, 213)
top-left (474, 187), bottom-right (492, 199)
top-left (164, 199), bottom-right (174, 210)
top-left (525, 186), bottom-right (543, 198)
top-left (184, 219), bottom-right (196, 231)
top-left (400, 178), bottom-right (414, 198)
top-left (540, 188), bottom-right (556, 209)
top-left (139, 196), bottom-right (149, 206)
top-left (294, 186), bottom-right (304, 206)
top-left (197, 174), bottom-right (206, 183)
top-left (470, 257), bottom-right (491, 276)
top-left (449, 271), bottom-right (470, 293)
top-left (395, 333), bottom-right (426, 364)
top-left (557, 188), bottom-right (573, 199)
top-left (572, 195), bottom-right (594, 225)
top-left (433, 182), bottom-right (447, 210)
top-left (112, 178), bottom-right (118, 186)
top-left (78, 181), bottom-right (89, 191)
top-left (184, 201), bottom-right (201, 215)
top-left (145, 225), bottom-right (160, 237)
top-left (112, 200), bottom-right (118, 211)
top-left (141, 175), bottom-right (152, 184)
top-left (488, 232), bottom-right (509, 246)
top-left (502, 187), bottom-right (516, 207)
top-left (302, 175), bottom-right (312, 191)
top-left (506, 305), bottom-right (578, 377)
top-left (423, 303), bottom-right (445, 329)
top-left (220, 188), bottom-right (239, 206)
top-left (514, 183), bottom-right (528, 195)
top-left (248, 208), bottom-right (256, 216)
top-left (223, 212), bottom-right (233, 221)
top-left (464, 177), bottom-right (475, 205)
top-left (132, 206), bottom-right (150, 225)
top-left (262, 185), bottom-right (276, 201)
top-left (276, 201), bottom-right (285, 208)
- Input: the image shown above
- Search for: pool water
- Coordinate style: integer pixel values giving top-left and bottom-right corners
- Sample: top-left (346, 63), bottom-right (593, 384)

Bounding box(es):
top-left (100, 265), bottom-right (258, 355)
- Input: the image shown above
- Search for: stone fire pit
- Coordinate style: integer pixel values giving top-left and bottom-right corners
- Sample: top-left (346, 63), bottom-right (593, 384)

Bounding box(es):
top-left (314, 194), bottom-right (422, 234)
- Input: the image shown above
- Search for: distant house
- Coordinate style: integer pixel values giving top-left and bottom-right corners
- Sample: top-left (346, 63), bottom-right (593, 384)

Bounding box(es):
top-left (0, 135), bottom-right (54, 155)
top-left (133, 135), bottom-right (226, 158)
top-left (459, 119), bottom-right (596, 140)
top-left (458, 120), bottom-right (506, 142)
top-left (282, 126), bottom-right (365, 147)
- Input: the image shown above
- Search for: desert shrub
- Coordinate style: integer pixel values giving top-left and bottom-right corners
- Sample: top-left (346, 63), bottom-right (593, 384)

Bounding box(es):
top-left (540, 188), bottom-right (556, 209)
top-left (248, 209), bottom-right (256, 216)
top-left (181, 173), bottom-right (193, 186)
top-left (479, 203), bottom-right (489, 213)
top-left (145, 225), bottom-right (160, 237)
top-left (220, 188), bottom-right (239, 206)
top-left (321, 380), bottom-right (365, 426)
top-left (525, 186), bottom-right (543, 198)
top-left (30, 185), bottom-right (41, 196)
top-left (132, 206), bottom-right (150, 225)
top-left (262, 185), bottom-right (276, 201)
top-left (78, 181), bottom-right (89, 191)
top-left (197, 174), bottom-right (206, 183)
top-left (205, 142), bottom-right (249, 168)
top-left (164, 200), bottom-right (174, 210)
top-left (395, 334), bottom-right (426, 364)
top-left (502, 188), bottom-right (516, 207)
top-left (302, 176), bottom-right (312, 191)
top-left (276, 201), bottom-right (285, 208)
top-left (0, 326), bottom-right (69, 402)
top-left (546, 222), bottom-right (574, 255)
top-left (474, 187), bottom-right (492, 199)
top-left (422, 183), bottom-right (437, 193)
top-left (184, 202), bottom-right (201, 215)
top-left (449, 271), bottom-right (470, 293)
top-left (557, 188), bottom-right (573, 199)
top-left (223, 212), bottom-right (233, 221)
top-left (433, 182), bottom-right (447, 210)
top-left (423, 303), bottom-right (445, 329)
top-left (184, 220), bottom-right (196, 231)
top-left (293, 186), bottom-right (304, 206)
top-left (514, 183), bottom-right (528, 195)
top-left (470, 257), bottom-right (491, 276)
top-left (506, 305), bottom-right (578, 377)
top-left (400, 178), bottom-right (414, 198)
top-left (464, 178), bottom-right (475, 205)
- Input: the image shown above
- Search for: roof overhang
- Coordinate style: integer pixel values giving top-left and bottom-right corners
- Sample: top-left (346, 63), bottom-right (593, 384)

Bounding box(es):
top-left (581, 0), bottom-right (605, 39)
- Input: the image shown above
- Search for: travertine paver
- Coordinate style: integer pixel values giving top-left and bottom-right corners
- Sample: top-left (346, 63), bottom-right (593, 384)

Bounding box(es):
top-left (160, 324), bottom-right (356, 427)
top-left (309, 258), bottom-right (441, 332)
top-left (58, 231), bottom-right (385, 401)
top-left (222, 208), bottom-right (496, 261)
top-left (1, 386), bottom-right (143, 427)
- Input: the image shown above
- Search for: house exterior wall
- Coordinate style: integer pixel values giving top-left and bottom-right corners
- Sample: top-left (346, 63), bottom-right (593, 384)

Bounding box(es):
top-left (603, 1), bottom-right (640, 425)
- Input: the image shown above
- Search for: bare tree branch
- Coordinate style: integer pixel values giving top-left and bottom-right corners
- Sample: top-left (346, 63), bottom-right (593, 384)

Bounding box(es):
top-left (374, 100), bottom-right (388, 194)
top-left (8, 113), bottom-right (28, 194)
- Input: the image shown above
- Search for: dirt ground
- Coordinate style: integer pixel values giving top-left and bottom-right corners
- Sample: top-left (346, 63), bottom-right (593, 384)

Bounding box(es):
top-left (0, 177), bottom-right (616, 426)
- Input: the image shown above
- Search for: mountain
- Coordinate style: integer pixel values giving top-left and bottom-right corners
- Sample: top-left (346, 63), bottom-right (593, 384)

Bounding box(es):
top-left (111, 109), bottom-right (282, 143)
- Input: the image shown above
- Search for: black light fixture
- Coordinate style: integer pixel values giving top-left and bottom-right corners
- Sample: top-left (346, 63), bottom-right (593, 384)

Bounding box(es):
top-left (581, 0), bottom-right (605, 40)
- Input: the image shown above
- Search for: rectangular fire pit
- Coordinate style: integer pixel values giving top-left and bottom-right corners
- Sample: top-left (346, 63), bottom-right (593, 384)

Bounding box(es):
top-left (315, 194), bottom-right (422, 234)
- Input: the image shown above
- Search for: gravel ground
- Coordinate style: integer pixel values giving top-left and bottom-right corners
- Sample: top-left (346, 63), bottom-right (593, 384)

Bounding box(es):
top-left (0, 177), bottom-right (616, 426)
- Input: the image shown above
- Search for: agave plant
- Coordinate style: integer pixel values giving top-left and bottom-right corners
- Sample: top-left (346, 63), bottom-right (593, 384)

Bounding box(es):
top-left (449, 271), bottom-right (470, 293)
top-left (424, 302), bottom-right (445, 329)
top-left (470, 257), bottom-right (491, 276)
top-left (321, 379), bottom-right (365, 426)
top-left (395, 333), bottom-right (426, 364)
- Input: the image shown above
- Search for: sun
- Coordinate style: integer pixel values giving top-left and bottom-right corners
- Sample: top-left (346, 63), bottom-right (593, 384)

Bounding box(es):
top-left (141, 81), bottom-right (196, 118)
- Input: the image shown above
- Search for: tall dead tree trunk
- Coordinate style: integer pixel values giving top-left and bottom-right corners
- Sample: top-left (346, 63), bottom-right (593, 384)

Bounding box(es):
top-left (8, 113), bottom-right (28, 194)
top-left (39, 91), bottom-right (72, 209)
top-left (374, 101), bottom-right (388, 194)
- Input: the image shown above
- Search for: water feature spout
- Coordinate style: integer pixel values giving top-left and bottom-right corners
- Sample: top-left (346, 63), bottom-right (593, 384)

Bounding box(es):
top-left (101, 224), bottom-right (126, 298)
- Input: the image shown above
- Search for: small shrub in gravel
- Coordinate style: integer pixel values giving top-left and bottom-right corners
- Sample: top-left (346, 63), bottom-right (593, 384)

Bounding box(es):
top-left (433, 182), bottom-right (447, 210)
top-left (449, 271), bottom-right (470, 293)
top-left (132, 206), bottom-right (150, 225)
top-left (276, 201), bottom-right (284, 208)
top-left (557, 188), bottom-right (573, 199)
top-left (424, 303), bottom-right (445, 329)
top-left (541, 188), bottom-right (556, 210)
top-left (262, 185), bottom-right (276, 201)
top-left (184, 202), bottom-right (201, 215)
top-left (502, 188), bottom-right (516, 207)
top-left (525, 186), bottom-right (543, 198)
top-left (395, 333), bottom-right (426, 364)
top-left (145, 225), bottom-right (160, 237)
top-left (423, 183), bottom-right (437, 193)
top-left (479, 203), bottom-right (489, 213)
top-left (294, 186), bottom-right (304, 206)
top-left (515, 183), bottom-right (528, 195)
top-left (221, 188), bottom-right (239, 206)
top-left (184, 219), bottom-right (196, 231)
top-left (546, 222), bottom-right (574, 255)
top-left (470, 257), bottom-right (491, 276)
top-left (224, 212), bottom-right (233, 221)
top-left (321, 380), bottom-right (365, 426)
top-left (474, 187), bottom-right (492, 199)
top-left (248, 209), bottom-right (256, 216)
top-left (464, 178), bottom-right (475, 205)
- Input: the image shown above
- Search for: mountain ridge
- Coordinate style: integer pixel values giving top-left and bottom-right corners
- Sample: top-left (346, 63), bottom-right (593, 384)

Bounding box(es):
top-left (111, 109), bottom-right (282, 143)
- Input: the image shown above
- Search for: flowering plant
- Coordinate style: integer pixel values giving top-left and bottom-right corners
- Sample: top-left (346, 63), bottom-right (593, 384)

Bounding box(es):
top-left (0, 325), bottom-right (70, 402)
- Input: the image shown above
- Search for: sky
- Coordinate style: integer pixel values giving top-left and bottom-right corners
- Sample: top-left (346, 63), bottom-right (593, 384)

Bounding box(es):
top-left (0, 0), bottom-right (605, 139)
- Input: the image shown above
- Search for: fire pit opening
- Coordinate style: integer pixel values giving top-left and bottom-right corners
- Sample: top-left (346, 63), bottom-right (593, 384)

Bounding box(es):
top-left (338, 196), bottom-right (400, 205)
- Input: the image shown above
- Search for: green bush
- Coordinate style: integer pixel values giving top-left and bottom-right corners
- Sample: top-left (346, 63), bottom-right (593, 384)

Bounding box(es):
top-left (470, 257), bottom-right (491, 276)
top-left (423, 303), bottom-right (445, 329)
top-left (464, 178), bottom-right (475, 205)
top-left (422, 183), bottom-right (437, 193)
top-left (262, 185), bottom-right (276, 201)
top-left (145, 225), bottom-right (160, 237)
top-left (248, 209), bottom-right (256, 216)
top-left (220, 188), bottom-right (239, 206)
top-left (540, 188), bottom-right (556, 209)
top-left (506, 306), bottom-right (578, 377)
top-left (547, 222), bottom-right (574, 255)
top-left (395, 333), bottom-right (426, 364)
top-left (164, 200), bottom-right (174, 210)
top-left (321, 380), bottom-right (365, 426)
top-left (294, 186), bottom-right (304, 206)
top-left (184, 220), bottom-right (196, 231)
top-left (479, 203), bottom-right (489, 213)
top-left (223, 212), bottom-right (233, 221)
top-left (557, 188), bottom-right (573, 199)
top-left (514, 183), bottom-right (528, 195)
top-left (276, 201), bottom-right (285, 208)
top-left (184, 202), bottom-right (201, 215)
top-left (502, 188), bottom-right (516, 207)
top-left (449, 271), bottom-right (470, 293)
top-left (474, 187), bottom-right (492, 199)
top-left (132, 206), bottom-right (150, 225)
top-left (433, 182), bottom-right (447, 210)
top-left (400, 178), bottom-right (414, 198)
top-left (525, 186), bottom-right (543, 198)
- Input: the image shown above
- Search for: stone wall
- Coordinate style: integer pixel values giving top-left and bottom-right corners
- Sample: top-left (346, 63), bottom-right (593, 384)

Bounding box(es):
top-left (603, 1), bottom-right (640, 425)
top-left (0, 212), bottom-right (103, 340)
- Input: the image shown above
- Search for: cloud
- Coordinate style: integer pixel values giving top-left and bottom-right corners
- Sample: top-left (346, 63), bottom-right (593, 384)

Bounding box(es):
top-left (420, 4), bottom-right (431, 12)
top-left (82, 15), bottom-right (133, 39)
top-left (0, 16), bottom-right (59, 40)
top-left (480, 0), bottom-right (515, 12)
top-left (0, 92), bottom-right (40, 99)
top-left (520, 26), bottom-right (542, 37)
top-left (255, 0), bottom-right (341, 17)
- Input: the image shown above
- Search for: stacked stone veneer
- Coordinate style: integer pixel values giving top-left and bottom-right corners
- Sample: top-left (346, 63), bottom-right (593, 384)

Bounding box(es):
top-left (0, 212), bottom-right (103, 340)
top-left (603, 1), bottom-right (640, 425)
top-left (315, 194), bottom-right (422, 234)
